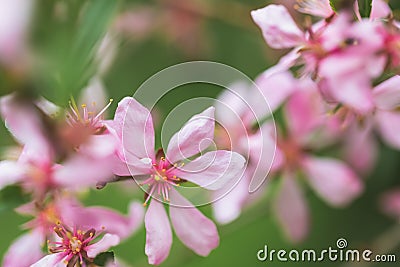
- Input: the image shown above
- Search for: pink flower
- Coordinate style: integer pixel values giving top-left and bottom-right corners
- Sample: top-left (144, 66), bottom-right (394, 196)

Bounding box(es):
top-left (270, 85), bottom-right (363, 242)
top-left (0, 81), bottom-right (119, 195)
top-left (109, 97), bottom-right (246, 265)
top-left (31, 224), bottom-right (120, 267)
top-left (251, 5), bottom-right (305, 49)
top-left (2, 196), bottom-right (143, 267)
top-left (251, 3), bottom-right (396, 114)
top-left (0, 0), bottom-right (34, 68)
top-left (211, 81), bottom-right (278, 224)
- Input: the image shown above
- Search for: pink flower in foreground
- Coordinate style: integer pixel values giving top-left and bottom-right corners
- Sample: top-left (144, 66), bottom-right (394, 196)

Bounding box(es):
top-left (31, 223), bottom-right (119, 267)
top-left (3, 196), bottom-right (143, 267)
top-left (0, 81), bottom-right (119, 196)
top-left (109, 97), bottom-right (246, 265)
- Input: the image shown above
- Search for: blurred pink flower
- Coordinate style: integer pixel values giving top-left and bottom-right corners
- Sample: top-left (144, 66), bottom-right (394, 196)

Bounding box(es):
top-left (271, 84), bottom-right (363, 242)
top-left (381, 189), bottom-right (400, 220)
top-left (251, 3), bottom-right (397, 114)
top-left (109, 97), bottom-right (245, 265)
top-left (3, 196), bottom-right (143, 267)
top-left (211, 81), bottom-right (278, 224)
top-left (113, 0), bottom-right (209, 56)
top-left (0, 0), bottom-right (34, 69)
top-left (328, 75), bottom-right (400, 151)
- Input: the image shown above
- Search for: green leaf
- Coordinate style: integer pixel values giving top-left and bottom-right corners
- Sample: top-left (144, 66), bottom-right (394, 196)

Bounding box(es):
top-left (93, 251), bottom-right (115, 266)
top-left (359, 0), bottom-right (373, 17)
top-left (0, 185), bottom-right (29, 213)
top-left (33, 0), bottom-right (119, 106)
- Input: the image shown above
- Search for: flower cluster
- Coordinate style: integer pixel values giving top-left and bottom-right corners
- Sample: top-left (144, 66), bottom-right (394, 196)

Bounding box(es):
top-left (0, 0), bottom-right (400, 266)
top-left (225, 0), bottom-right (400, 241)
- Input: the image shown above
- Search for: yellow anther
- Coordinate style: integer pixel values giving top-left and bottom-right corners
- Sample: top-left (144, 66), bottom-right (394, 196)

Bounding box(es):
top-left (81, 104), bottom-right (87, 108)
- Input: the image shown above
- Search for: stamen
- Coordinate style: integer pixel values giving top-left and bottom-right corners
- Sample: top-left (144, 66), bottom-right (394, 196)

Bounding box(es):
top-left (94, 99), bottom-right (113, 120)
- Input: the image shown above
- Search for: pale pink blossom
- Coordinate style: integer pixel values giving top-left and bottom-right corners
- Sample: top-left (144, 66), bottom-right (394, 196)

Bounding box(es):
top-left (0, 0), bottom-right (34, 68)
top-left (211, 81), bottom-right (278, 224)
top-left (271, 85), bottom-right (362, 242)
top-left (3, 196), bottom-right (143, 267)
top-left (109, 97), bottom-right (246, 265)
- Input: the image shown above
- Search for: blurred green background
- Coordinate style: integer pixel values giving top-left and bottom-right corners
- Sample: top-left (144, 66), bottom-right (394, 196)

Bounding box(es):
top-left (1, 0), bottom-right (400, 266)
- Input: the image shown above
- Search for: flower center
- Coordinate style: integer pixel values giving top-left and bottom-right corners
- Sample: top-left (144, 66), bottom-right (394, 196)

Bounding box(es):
top-left (141, 156), bottom-right (184, 205)
top-left (48, 223), bottom-right (97, 266)
top-left (67, 98), bottom-right (113, 130)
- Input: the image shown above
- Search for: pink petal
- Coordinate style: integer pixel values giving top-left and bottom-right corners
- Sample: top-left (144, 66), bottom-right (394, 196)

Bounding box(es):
top-left (373, 75), bottom-right (400, 110)
top-left (169, 189), bottom-right (219, 256)
top-left (212, 174), bottom-right (249, 224)
top-left (354, 0), bottom-right (362, 21)
top-left (145, 200), bottom-right (172, 265)
top-left (255, 69), bottom-right (297, 113)
top-left (174, 150), bottom-right (246, 191)
top-left (284, 83), bottom-right (324, 141)
top-left (322, 73), bottom-right (374, 114)
top-left (86, 234), bottom-right (120, 258)
top-left (247, 124), bottom-right (277, 193)
top-left (375, 110), bottom-right (400, 149)
top-left (61, 200), bottom-right (144, 239)
top-left (3, 229), bottom-right (44, 267)
top-left (30, 254), bottom-right (64, 267)
top-left (0, 94), bottom-right (53, 164)
top-left (0, 160), bottom-right (26, 190)
top-left (53, 154), bottom-right (114, 188)
top-left (35, 97), bottom-right (60, 116)
top-left (343, 125), bottom-right (377, 174)
top-left (294, 0), bottom-right (334, 18)
top-left (114, 97), bottom-right (155, 161)
top-left (79, 134), bottom-right (118, 159)
top-left (215, 81), bottom-right (251, 127)
top-left (166, 107), bottom-right (215, 163)
top-left (273, 174), bottom-right (309, 242)
top-left (251, 5), bottom-right (304, 49)
top-left (370, 0), bottom-right (391, 20)
top-left (302, 156), bottom-right (363, 206)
